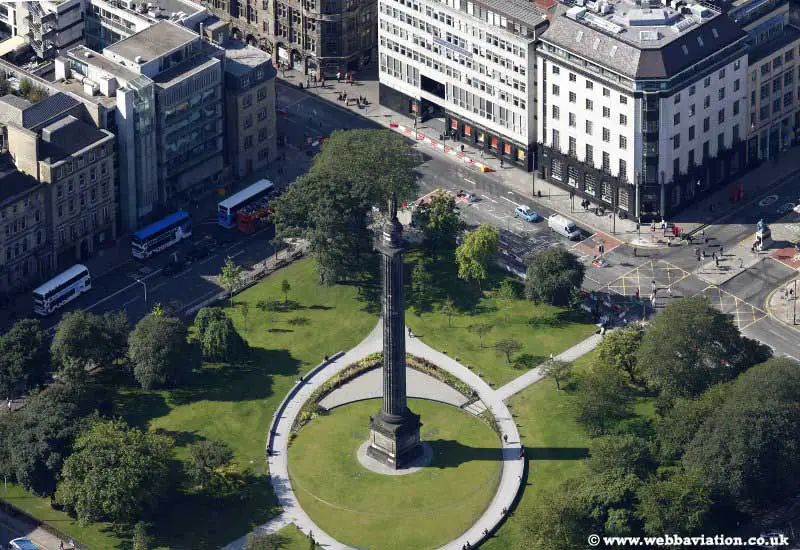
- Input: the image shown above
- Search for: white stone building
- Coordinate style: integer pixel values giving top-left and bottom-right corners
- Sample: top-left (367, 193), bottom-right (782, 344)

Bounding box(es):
top-left (537, 0), bottom-right (749, 220)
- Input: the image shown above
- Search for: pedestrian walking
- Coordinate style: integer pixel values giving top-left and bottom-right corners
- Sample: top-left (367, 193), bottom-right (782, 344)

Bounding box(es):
top-left (503, 434), bottom-right (508, 443)
top-left (336, 71), bottom-right (341, 82)
top-left (668, 286), bottom-right (672, 297)
top-left (479, 150), bottom-right (484, 159)
top-left (715, 257), bottom-right (719, 267)
top-left (719, 246), bottom-right (723, 256)
top-left (633, 247), bottom-right (637, 257)
top-left (500, 158), bottom-right (504, 168)
top-left (6, 398), bottom-right (10, 411)
top-left (739, 258), bottom-right (744, 268)
top-left (635, 288), bottom-right (640, 299)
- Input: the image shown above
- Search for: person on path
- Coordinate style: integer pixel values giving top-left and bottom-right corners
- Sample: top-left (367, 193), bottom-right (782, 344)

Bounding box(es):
top-left (668, 287), bottom-right (672, 297)
top-left (635, 288), bottom-right (640, 299)
top-left (503, 434), bottom-right (508, 443)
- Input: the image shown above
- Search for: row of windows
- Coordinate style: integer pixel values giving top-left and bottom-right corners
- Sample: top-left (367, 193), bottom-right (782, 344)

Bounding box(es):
top-left (754, 90), bottom-right (795, 123)
top-left (55, 144), bottom-right (109, 180)
top-left (4, 232), bottom-right (42, 262)
top-left (672, 120), bottom-right (740, 150)
top-left (56, 167), bottom-right (110, 200)
top-left (241, 86), bottom-right (270, 108)
top-left (57, 209), bottom-right (110, 246)
top-left (4, 210), bottom-right (41, 237)
top-left (549, 81), bottom-right (628, 106)
top-left (450, 83), bottom-right (527, 136)
top-left (755, 47), bottom-right (796, 79)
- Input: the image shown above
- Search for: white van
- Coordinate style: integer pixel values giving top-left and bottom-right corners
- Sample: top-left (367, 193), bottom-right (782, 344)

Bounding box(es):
top-left (548, 214), bottom-right (581, 240)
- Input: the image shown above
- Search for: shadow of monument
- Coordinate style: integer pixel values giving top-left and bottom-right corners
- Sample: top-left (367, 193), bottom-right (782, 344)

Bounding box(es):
top-left (426, 440), bottom-right (590, 469)
top-left (526, 447), bottom-right (589, 460)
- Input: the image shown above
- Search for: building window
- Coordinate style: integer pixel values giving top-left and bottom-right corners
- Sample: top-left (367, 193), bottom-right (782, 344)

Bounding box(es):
top-left (673, 134), bottom-right (681, 149)
top-left (689, 85), bottom-right (696, 96)
top-left (619, 114), bottom-right (627, 126)
top-left (243, 94), bottom-right (253, 108)
top-left (718, 109), bottom-right (725, 124)
top-left (244, 115), bottom-right (253, 129)
top-left (552, 105), bottom-right (560, 119)
top-left (674, 113), bottom-right (680, 125)
top-left (674, 93), bottom-right (681, 104)
top-left (257, 87), bottom-right (268, 101)
top-left (619, 159), bottom-right (627, 180)
top-left (552, 65), bottom-right (560, 75)
top-left (90, 168), bottom-right (96, 182)
top-left (602, 127), bottom-right (610, 142)
top-left (244, 135), bottom-right (253, 149)
top-left (569, 91), bottom-right (576, 103)
top-left (733, 123), bottom-right (740, 142)
top-left (689, 104), bottom-right (696, 117)
top-left (551, 129), bottom-right (560, 150)
top-left (552, 84), bottom-right (560, 96)
top-left (586, 81), bottom-right (593, 90)
top-left (602, 152), bottom-right (610, 172)
top-left (704, 95), bottom-right (710, 108)
top-left (258, 147), bottom-right (270, 161)
top-left (585, 120), bottom-right (593, 135)
top-left (734, 79), bottom-right (740, 92)
top-left (620, 95), bottom-right (628, 104)
top-left (718, 88), bottom-right (725, 101)
top-left (602, 87), bottom-right (610, 97)
top-left (569, 72), bottom-right (576, 82)
top-left (704, 76), bottom-right (711, 87)
top-left (602, 106), bottom-right (610, 118)
top-left (586, 99), bottom-right (593, 110)
top-left (673, 158), bottom-right (680, 178)
top-left (703, 117), bottom-right (710, 132)
top-left (568, 136), bottom-right (577, 156)
top-left (733, 100), bottom-right (740, 115)
top-left (718, 132), bottom-right (725, 151)
top-left (619, 135), bottom-right (627, 150)
top-left (689, 125), bottom-right (695, 141)
top-left (568, 113), bottom-right (576, 127)
top-left (585, 143), bottom-right (594, 164)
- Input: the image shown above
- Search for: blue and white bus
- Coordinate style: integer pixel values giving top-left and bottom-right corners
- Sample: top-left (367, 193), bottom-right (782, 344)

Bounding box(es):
top-left (132, 211), bottom-right (192, 259)
top-left (32, 264), bottom-right (91, 316)
top-left (218, 179), bottom-right (274, 228)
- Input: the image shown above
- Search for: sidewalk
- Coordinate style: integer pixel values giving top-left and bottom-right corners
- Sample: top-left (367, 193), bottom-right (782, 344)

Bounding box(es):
top-left (767, 278), bottom-right (800, 330)
top-left (279, 64), bottom-right (800, 246)
top-left (0, 506), bottom-right (72, 550)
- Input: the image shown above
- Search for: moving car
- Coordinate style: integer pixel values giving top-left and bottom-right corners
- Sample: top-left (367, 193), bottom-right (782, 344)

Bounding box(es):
top-left (514, 205), bottom-right (540, 222)
top-left (548, 214), bottom-right (582, 240)
top-left (186, 244), bottom-right (212, 262)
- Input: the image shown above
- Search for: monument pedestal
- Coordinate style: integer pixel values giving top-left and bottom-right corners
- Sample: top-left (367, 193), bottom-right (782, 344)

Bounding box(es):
top-left (367, 410), bottom-right (422, 469)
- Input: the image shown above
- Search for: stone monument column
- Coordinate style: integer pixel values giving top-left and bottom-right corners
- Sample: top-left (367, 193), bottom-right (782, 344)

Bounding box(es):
top-left (367, 193), bottom-right (422, 469)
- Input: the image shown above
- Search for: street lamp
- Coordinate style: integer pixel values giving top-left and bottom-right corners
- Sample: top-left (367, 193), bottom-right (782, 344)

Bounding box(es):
top-left (135, 278), bottom-right (147, 304)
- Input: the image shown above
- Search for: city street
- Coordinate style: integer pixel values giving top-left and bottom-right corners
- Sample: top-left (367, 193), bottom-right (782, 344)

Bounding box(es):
top-left (1, 78), bottom-right (797, 359)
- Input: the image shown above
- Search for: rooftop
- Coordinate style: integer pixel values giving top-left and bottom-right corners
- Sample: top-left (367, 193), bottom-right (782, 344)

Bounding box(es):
top-left (152, 50), bottom-right (220, 88)
top-left (66, 46), bottom-right (139, 83)
top-left (105, 20), bottom-right (198, 64)
top-left (477, 0), bottom-right (550, 29)
top-left (0, 92), bottom-right (79, 130)
top-left (748, 23), bottom-right (800, 63)
top-left (38, 115), bottom-right (111, 163)
top-left (541, 0), bottom-right (747, 78)
top-left (0, 154), bottom-right (40, 204)
top-left (222, 39), bottom-right (273, 76)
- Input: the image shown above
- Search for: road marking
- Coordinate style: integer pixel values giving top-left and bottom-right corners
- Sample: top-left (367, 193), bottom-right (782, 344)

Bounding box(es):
top-left (83, 268), bottom-right (163, 312)
top-left (174, 267), bottom-right (194, 279)
top-left (199, 253), bottom-right (219, 265)
top-left (501, 196), bottom-right (520, 207)
top-left (481, 194), bottom-right (497, 203)
top-left (230, 250), bottom-right (245, 259)
top-left (464, 178), bottom-right (476, 186)
top-left (122, 295), bottom-right (141, 308)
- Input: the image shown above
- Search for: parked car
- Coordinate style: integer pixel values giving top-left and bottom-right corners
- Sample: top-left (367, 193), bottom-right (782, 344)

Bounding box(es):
top-left (514, 205), bottom-right (540, 222)
top-left (457, 190), bottom-right (479, 203)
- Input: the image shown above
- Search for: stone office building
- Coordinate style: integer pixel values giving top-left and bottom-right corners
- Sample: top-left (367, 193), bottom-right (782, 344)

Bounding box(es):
top-left (537, 0), bottom-right (748, 221)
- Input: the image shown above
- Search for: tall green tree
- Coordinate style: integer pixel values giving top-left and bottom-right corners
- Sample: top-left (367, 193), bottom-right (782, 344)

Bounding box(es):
top-left (194, 308), bottom-right (247, 362)
top-left (596, 327), bottom-right (645, 386)
top-left (540, 359), bottom-right (572, 391)
top-left (0, 318), bottom-right (50, 399)
top-left (682, 357), bottom-right (800, 510)
top-left (9, 384), bottom-right (96, 497)
top-left (636, 467), bottom-right (713, 536)
top-left (637, 297), bottom-right (771, 400)
top-left (185, 440), bottom-right (235, 489)
top-left (524, 248), bottom-right (585, 306)
top-left (439, 297), bottom-right (456, 328)
top-left (281, 279), bottom-right (292, 304)
top-left (575, 364), bottom-right (631, 436)
top-left (271, 129), bottom-right (418, 284)
top-left (51, 310), bottom-right (130, 370)
top-left (128, 314), bottom-right (194, 389)
top-left (455, 224), bottom-right (499, 290)
top-left (419, 191), bottom-right (463, 252)
top-left (56, 419), bottom-right (172, 524)
top-left (495, 279), bottom-right (517, 324)
top-left (220, 257), bottom-right (244, 307)
top-left (654, 384), bottom-right (729, 462)
top-left (410, 260), bottom-right (434, 313)
top-left (588, 434), bottom-right (656, 479)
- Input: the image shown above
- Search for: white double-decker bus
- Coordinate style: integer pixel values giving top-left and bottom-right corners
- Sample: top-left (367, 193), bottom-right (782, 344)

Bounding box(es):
top-left (131, 210), bottom-right (192, 259)
top-left (32, 264), bottom-right (91, 316)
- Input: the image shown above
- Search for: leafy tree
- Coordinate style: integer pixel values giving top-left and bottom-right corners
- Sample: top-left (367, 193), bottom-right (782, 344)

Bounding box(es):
top-left (588, 434), bottom-right (656, 479)
top-left (220, 257), bottom-right (244, 307)
top-left (27, 86), bottom-right (49, 103)
top-left (51, 311), bottom-right (130, 370)
top-left (636, 467), bottom-right (713, 536)
top-left (540, 359), bottom-right (572, 391)
top-left (439, 297), bottom-right (456, 328)
top-left (468, 322), bottom-right (493, 348)
top-left (281, 279), bottom-right (291, 304)
top-left (56, 419), bottom-right (172, 524)
top-left (0, 75), bottom-right (9, 96)
top-left (9, 384), bottom-right (96, 497)
top-left (0, 318), bottom-right (50, 399)
top-left (245, 531), bottom-right (291, 550)
top-left (654, 384), bottom-right (728, 462)
top-left (495, 338), bottom-right (522, 365)
top-left (419, 191), bottom-right (463, 252)
top-left (596, 327), bottom-right (644, 386)
top-left (271, 129), bottom-right (418, 284)
top-left (128, 314), bottom-right (194, 389)
top-left (57, 356), bottom-right (92, 389)
top-left (185, 440), bottom-right (234, 489)
top-left (410, 260), bottom-right (434, 314)
top-left (637, 297), bottom-right (771, 400)
top-left (575, 364), bottom-right (631, 436)
top-left (132, 521), bottom-right (154, 550)
top-left (496, 279), bottom-right (517, 323)
top-left (193, 307), bottom-right (247, 362)
top-left (455, 225), bottom-right (499, 290)
top-left (524, 248), bottom-right (586, 306)
top-left (151, 303), bottom-right (166, 317)
top-left (18, 77), bottom-right (32, 97)
top-left (682, 357), bottom-right (800, 510)
top-left (241, 301), bottom-right (250, 332)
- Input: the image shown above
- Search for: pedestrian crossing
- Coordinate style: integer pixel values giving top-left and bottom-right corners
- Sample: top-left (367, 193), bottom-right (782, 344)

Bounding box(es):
top-left (463, 400), bottom-right (487, 416)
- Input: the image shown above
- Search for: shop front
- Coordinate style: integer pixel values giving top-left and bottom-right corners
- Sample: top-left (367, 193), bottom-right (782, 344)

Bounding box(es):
top-left (445, 114), bottom-right (533, 171)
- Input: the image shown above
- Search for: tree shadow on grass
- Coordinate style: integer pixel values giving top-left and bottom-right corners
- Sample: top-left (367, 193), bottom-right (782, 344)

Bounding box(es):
top-left (307, 304), bottom-right (333, 310)
top-left (152, 428), bottom-right (206, 448)
top-left (114, 391), bottom-right (171, 430)
top-left (526, 447), bottom-right (589, 460)
top-left (168, 348), bottom-right (300, 405)
top-left (153, 474), bottom-right (280, 550)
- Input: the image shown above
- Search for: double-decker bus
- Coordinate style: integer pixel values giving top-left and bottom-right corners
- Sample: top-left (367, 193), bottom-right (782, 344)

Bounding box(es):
top-left (218, 179), bottom-right (274, 229)
top-left (132, 210), bottom-right (192, 259)
top-left (32, 264), bottom-right (91, 316)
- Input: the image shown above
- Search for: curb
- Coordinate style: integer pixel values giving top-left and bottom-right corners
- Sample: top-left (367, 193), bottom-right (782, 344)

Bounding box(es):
top-left (764, 284), bottom-right (800, 334)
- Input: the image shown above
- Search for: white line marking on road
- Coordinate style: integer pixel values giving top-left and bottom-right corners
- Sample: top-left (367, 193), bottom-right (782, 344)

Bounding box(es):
top-left (199, 254), bottom-right (219, 265)
top-left (464, 178), bottom-right (476, 186)
top-left (174, 267), bottom-right (194, 279)
top-left (481, 194), bottom-right (497, 203)
top-left (501, 196), bottom-right (520, 207)
top-left (230, 250), bottom-right (245, 259)
top-left (83, 268), bottom-right (163, 312)
top-left (122, 295), bottom-right (141, 308)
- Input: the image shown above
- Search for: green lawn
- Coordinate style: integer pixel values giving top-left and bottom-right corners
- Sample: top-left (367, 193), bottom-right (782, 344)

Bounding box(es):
top-left (485, 352), bottom-right (656, 549)
top-left (3, 258), bottom-right (379, 550)
top-left (405, 253), bottom-right (597, 387)
top-left (288, 399), bottom-right (502, 550)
